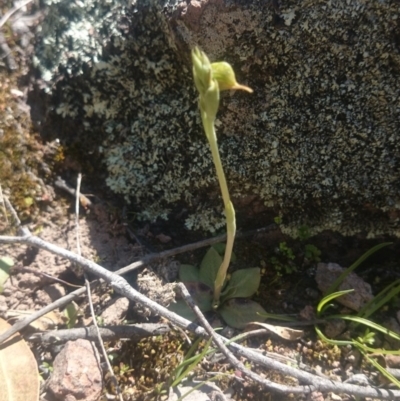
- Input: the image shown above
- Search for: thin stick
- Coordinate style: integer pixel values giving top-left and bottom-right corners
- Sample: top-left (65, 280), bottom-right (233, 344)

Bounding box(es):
top-left (1, 200), bottom-right (397, 398)
top-left (0, 224), bottom-right (276, 346)
top-left (3, 196), bottom-right (30, 236)
top-left (177, 283), bottom-right (303, 393)
top-left (115, 224), bottom-right (276, 276)
top-left (16, 266), bottom-right (83, 288)
top-left (0, 0), bottom-right (34, 28)
top-left (75, 174), bottom-right (123, 401)
top-left (0, 184), bottom-right (8, 225)
top-left (75, 174), bottom-right (82, 257)
top-left (27, 323), bottom-right (170, 344)
top-left (1, 234), bottom-right (400, 398)
top-left (0, 222), bottom-right (276, 344)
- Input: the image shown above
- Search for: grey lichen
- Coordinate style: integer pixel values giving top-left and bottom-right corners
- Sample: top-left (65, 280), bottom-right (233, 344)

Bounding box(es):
top-left (33, 0), bottom-right (400, 236)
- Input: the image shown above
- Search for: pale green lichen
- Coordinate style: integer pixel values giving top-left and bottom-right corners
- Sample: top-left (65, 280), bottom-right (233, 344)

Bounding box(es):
top-left (33, 0), bottom-right (400, 236)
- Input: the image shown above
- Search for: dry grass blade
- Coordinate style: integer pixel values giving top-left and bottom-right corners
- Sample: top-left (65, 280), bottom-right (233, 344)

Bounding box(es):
top-left (249, 322), bottom-right (304, 341)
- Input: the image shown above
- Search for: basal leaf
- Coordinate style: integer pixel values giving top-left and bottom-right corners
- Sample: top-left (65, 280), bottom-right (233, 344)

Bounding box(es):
top-left (219, 299), bottom-right (267, 329)
top-left (0, 256), bottom-right (14, 294)
top-left (199, 247), bottom-right (222, 289)
top-left (185, 282), bottom-right (213, 313)
top-left (169, 282), bottom-right (213, 321)
top-left (179, 264), bottom-right (200, 283)
top-left (221, 268), bottom-right (260, 302)
top-left (169, 299), bottom-right (197, 321)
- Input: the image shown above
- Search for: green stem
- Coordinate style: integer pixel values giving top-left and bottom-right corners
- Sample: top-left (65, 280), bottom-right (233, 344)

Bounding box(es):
top-left (201, 111), bottom-right (236, 308)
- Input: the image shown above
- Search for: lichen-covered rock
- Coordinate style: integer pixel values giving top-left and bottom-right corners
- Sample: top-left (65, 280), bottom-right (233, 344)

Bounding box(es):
top-left (32, 0), bottom-right (400, 236)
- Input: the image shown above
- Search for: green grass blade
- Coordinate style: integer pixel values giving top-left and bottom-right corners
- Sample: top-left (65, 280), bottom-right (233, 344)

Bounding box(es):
top-left (315, 326), bottom-right (352, 346)
top-left (175, 375), bottom-right (222, 401)
top-left (317, 289), bottom-right (354, 315)
top-left (358, 279), bottom-right (400, 319)
top-left (353, 340), bottom-right (400, 355)
top-left (172, 337), bottom-right (213, 387)
top-left (174, 327), bottom-right (280, 386)
top-left (362, 352), bottom-right (400, 388)
top-left (325, 242), bottom-right (392, 296)
top-left (332, 315), bottom-right (400, 342)
top-left (257, 312), bottom-right (297, 322)
top-left (173, 338), bottom-right (202, 381)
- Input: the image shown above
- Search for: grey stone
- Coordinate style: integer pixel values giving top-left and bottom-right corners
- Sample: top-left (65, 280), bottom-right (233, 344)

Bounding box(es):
top-left (32, 0), bottom-right (400, 236)
top-left (315, 262), bottom-right (373, 311)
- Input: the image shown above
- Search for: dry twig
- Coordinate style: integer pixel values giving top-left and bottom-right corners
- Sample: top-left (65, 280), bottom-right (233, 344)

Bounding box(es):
top-left (74, 174), bottom-right (123, 401)
top-left (27, 323), bottom-right (170, 344)
top-left (177, 282), bottom-right (305, 394)
top-left (1, 233), bottom-right (400, 398)
top-left (1, 199), bottom-right (399, 398)
top-left (0, 0), bottom-right (34, 28)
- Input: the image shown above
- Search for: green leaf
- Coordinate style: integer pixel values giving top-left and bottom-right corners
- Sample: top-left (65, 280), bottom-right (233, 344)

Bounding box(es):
top-left (179, 264), bottom-right (200, 283)
top-left (220, 268), bottom-right (260, 302)
top-left (219, 299), bottom-right (267, 329)
top-left (169, 299), bottom-right (198, 321)
top-left (0, 257), bottom-right (14, 294)
top-left (169, 282), bottom-right (213, 321)
top-left (199, 247), bottom-right (222, 289)
top-left (64, 302), bottom-right (78, 329)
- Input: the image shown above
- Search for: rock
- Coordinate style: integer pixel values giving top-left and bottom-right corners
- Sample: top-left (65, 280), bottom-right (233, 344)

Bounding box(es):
top-left (47, 339), bottom-right (103, 401)
top-left (168, 380), bottom-right (232, 401)
top-left (383, 317), bottom-right (400, 348)
top-left (31, 0), bottom-right (400, 236)
top-left (100, 296), bottom-right (129, 325)
top-left (323, 318), bottom-right (346, 339)
top-left (315, 263), bottom-right (373, 311)
top-left (308, 391), bottom-right (324, 401)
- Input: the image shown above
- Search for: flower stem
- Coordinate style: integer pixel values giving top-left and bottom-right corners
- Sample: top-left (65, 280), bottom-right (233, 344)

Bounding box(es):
top-left (201, 111), bottom-right (236, 309)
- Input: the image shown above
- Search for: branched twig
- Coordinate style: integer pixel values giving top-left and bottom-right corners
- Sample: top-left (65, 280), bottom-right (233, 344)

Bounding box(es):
top-left (115, 224), bottom-right (277, 276)
top-left (177, 283), bottom-right (309, 394)
top-left (27, 323), bottom-right (170, 344)
top-left (0, 225), bottom-right (276, 344)
top-left (1, 199), bottom-right (399, 398)
top-left (1, 234), bottom-right (400, 398)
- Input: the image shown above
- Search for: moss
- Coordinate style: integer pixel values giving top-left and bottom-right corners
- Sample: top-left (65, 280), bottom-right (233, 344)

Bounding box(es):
top-left (32, 0), bottom-right (400, 236)
top-left (0, 73), bottom-right (48, 225)
top-left (107, 332), bottom-right (187, 399)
